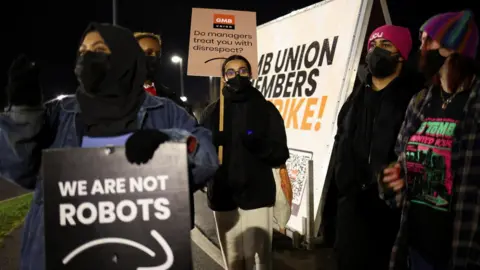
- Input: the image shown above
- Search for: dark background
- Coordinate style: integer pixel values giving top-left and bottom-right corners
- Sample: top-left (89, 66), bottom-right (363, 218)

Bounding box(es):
top-left (0, 0), bottom-right (477, 105)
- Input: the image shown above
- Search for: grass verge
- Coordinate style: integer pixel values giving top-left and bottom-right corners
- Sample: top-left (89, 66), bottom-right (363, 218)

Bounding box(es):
top-left (0, 193), bottom-right (33, 244)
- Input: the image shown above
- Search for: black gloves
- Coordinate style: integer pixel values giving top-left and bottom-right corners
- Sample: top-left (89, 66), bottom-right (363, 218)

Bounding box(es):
top-left (5, 54), bottom-right (43, 107)
top-left (125, 129), bottom-right (170, 165)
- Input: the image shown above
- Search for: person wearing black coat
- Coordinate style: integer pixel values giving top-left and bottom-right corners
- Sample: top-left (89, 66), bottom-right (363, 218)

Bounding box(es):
top-left (200, 55), bottom-right (289, 270)
top-left (321, 25), bottom-right (424, 270)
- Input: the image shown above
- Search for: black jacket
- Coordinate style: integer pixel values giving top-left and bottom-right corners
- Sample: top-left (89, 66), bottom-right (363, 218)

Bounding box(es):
top-left (200, 86), bottom-right (289, 211)
top-left (336, 68), bottom-right (421, 195)
top-left (321, 65), bottom-right (424, 245)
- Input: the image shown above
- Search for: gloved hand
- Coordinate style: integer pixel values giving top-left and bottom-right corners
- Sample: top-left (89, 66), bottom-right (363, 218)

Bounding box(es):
top-left (125, 129), bottom-right (170, 165)
top-left (6, 54), bottom-right (42, 107)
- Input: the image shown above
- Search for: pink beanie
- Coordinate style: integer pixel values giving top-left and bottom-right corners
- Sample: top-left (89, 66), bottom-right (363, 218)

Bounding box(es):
top-left (367, 25), bottom-right (413, 60)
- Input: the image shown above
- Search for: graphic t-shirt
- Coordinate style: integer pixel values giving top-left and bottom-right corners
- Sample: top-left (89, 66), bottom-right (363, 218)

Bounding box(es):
top-left (406, 87), bottom-right (469, 265)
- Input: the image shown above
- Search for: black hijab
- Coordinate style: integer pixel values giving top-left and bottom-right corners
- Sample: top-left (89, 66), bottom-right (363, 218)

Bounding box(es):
top-left (76, 23), bottom-right (147, 137)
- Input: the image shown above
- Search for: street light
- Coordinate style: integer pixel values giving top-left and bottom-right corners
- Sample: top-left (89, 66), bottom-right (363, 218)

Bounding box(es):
top-left (171, 55), bottom-right (185, 102)
top-left (208, 76), bottom-right (215, 102)
top-left (56, 94), bottom-right (69, 101)
top-left (112, 0), bottom-right (118, 25)
top-left (171, 55), bottom-right (182, 64)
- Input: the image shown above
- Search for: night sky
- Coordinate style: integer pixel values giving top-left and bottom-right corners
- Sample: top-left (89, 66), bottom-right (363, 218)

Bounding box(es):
top-left (0, 0), bottom-right (476, 105)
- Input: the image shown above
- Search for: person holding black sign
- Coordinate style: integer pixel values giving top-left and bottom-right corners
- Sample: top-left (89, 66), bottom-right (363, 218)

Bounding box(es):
top-left (200, 55), bottom-right (289, 270)
top-left (0, 23), bottom-right (218, 270)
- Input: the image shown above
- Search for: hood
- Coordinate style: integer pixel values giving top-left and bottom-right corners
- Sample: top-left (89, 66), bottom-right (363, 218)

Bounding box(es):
top-left (75, 22), bottom-right (148, 136)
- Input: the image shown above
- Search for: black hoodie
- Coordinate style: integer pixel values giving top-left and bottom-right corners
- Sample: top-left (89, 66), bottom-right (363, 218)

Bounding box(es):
top-left (76, 23), bottom-right (147, 137)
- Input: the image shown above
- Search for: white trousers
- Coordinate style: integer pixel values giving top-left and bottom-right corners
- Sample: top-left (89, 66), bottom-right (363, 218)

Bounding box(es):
top-left (214, 207), bottom-right (273, 270)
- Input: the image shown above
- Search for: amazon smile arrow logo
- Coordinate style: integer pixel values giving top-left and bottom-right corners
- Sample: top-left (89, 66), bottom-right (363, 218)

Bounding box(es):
top-left (62, 230), bottom-right (174, 270)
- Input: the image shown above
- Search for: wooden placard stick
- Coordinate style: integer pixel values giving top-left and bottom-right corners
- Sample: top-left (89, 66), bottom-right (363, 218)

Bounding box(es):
top-left (218, 79), bottom-right (225, 164)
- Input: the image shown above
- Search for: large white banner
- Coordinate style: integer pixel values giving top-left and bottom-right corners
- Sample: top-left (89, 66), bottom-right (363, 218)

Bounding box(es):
top-left (255, 0), bottom-right (367, 234)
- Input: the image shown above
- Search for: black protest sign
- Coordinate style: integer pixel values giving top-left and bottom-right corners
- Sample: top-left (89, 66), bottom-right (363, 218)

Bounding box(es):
top-left (42, 143), bottom-right (191, 270)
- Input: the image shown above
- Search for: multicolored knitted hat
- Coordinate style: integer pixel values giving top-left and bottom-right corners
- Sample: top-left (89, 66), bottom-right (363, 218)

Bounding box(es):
top-left (420, 10), bottom-right (479, 59)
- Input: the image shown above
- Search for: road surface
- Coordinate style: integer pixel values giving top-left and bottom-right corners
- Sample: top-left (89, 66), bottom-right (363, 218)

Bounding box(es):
top-left (193, 192), bottom-right (336, 269)
top-left (0, 179), bottom-right (27, 201)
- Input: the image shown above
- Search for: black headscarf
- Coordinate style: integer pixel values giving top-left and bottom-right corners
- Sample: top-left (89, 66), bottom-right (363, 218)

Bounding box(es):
top-left (76, 23), bottom-right (147, 137)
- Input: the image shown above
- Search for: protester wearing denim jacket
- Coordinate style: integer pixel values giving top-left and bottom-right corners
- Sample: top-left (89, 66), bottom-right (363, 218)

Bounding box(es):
top-left (0, 23), bottom-right (218, 270)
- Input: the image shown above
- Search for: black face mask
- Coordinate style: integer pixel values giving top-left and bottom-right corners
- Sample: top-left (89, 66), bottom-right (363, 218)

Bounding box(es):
top-left (225, 75), bottom-right (251, 92)
top-left (420, 49), bottom-right (447, 80)
top-left (75, 52), bottom-right (110, 94)
top-left (146, 56), bottom-right (161, 81)
top-left (366, 47), bottom-right (400, 78)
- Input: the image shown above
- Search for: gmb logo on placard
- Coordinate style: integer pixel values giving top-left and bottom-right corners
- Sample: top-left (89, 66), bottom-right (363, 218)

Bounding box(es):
top-left (213, 14), bottom-right (235, 30)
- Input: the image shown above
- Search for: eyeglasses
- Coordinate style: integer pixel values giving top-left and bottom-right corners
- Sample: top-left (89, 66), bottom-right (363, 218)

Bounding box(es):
top-left (225, 67), bottom-right (250, 79)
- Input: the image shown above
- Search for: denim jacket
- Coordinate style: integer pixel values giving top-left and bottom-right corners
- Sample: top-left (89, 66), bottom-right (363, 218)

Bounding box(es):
top-left (0, 94), bottom-right (219, 270)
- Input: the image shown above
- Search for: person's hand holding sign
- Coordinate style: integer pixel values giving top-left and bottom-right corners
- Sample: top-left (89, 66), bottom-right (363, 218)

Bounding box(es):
top-left (125, 129), bottom-right (198, 165)
top-left (125, 129), bottom-right (170, 164)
